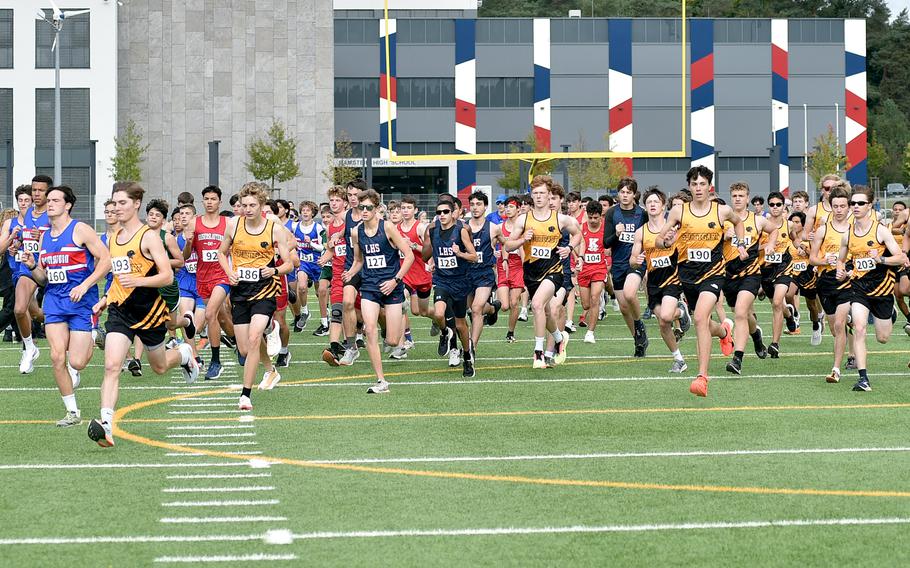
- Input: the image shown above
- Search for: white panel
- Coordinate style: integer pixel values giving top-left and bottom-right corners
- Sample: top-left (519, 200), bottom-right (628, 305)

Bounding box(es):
top-left (379, 100), bottom-right (397, 123)
top-left (779, 164), bottom-right (789, 191)
top-left (533, 19), bottom-right (550, 69)
top-left (455, 123), bottom-right (476, 154)
top-left (844, 20), bottom-right (866, 57)
top-left (691, 106), bottom-right (715, 146)
top-left (845, 72), bottom-right (867, 100)
top-left (609, 127), bottom-right (632, 152)
top-left (845, 116), bottom-right (864, 143)
top-left (772, 101), bottom-right (789, 131)
top-left (534, 97), bottom-right (551, 130)
top-left (454, 60), bottom-right (475, 104)
top-left (608, 70), bottom-right (632, 106)
top-left (771, 19), bottom-right (788, 48)
top-left (381, 18), bottom-right (396, 38)
top-left (692, 155), bottom-right (715, 171)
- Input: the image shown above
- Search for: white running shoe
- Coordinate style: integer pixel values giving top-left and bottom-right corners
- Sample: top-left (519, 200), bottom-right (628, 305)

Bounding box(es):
top-left (669, 359), bottom-right (688, 373)
top-left (611, 299), bottom-right (620, 312)
top-left (258, 369), bottom-right (281, 390)
top-left (367, 379), bottom-right (390, 394)
top-left (339, 347), bottom-right (358, 366)
top-left (518, 306), bottom-right (529, 322)
top-left (584, 330), bottom-right (596, 344)
top-left (811, 324), bottom-right (823, 346)
top-left (67, 363), bottom-right (81, 389)
top-left (403, 339), bottom-right (415, 350)
top-left (266, 321), bottom-right (281, 358)
top-left (19, 344), bottom-right (39, 374)
top-left (389, 346), bottom-right (408, 360)
top-left (238, 395), bottom-right (253, 411)
top-left (448, 349), bottom-right (462, 367)
top-left (178, 343), bottom-right (199, 384)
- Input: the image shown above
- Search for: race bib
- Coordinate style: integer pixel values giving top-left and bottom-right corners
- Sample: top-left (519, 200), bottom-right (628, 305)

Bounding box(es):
top-left (21, 229), bottom-right (39, 241)
top-left (111, 256), bottom-right (132, 275)
top-left (185, 261), bottom-right (197, 273)
top-left (202, 249), bottom-right (219, 263)
top-left (764, 252), bottom-right (783, 264)
top-left (476, 252), bottom-right (484, 263)
top-left (733, 236), bottom-right (752, 247)
top-left (15, 250), bottom-right (29, 263)
top-left (334, 244), bottom-right (347, 257)
top-left (46, 268), bottom-right (68, 284)
top-left (531, 246), bottom-right (552, 259)
top-left (791, 261), bottom-right (808, 273)
top-left (299, 252), bottom-right (314, 263)
top-left (651, 256), bottom-right (672, 269)
top-left (619, 231), bottom-right (635, 244)
top-left (237, 266), bottom-right (260, 281)
top-left (687, 248), bottom-right (711, 263)
top-left (825, 253), bottom-right (839, 266)
top-left (23, 240), bottom-right (40, 254)
top-left (437, 256), bottom-right (458, 269)
top-left (365, 255), bottom-right (387, 269)
top-left (854, 257), bottom-right (877, 272)
top-left (583, 253), bottom-right (602, 264)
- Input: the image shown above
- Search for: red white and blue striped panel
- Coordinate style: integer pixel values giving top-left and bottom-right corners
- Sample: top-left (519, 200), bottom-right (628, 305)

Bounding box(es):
top-left (771, 19), bottom-right (789, 196)
top-left (533, 19), bottom-right (551, 152)
top-left (455, 19), bottom-right (476, 205)
top-left (690, 19), bottom-right (715, 173)
top-left (379, 18), bottom-right (397, 159)
top-left (608, 19), bottom-right (632, 176)
top-left (844, 19), bottom-right (867, 185)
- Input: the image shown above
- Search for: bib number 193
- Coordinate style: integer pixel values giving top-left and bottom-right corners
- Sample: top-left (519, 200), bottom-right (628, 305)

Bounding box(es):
top-left (111, 256), bottom-right (132, 275)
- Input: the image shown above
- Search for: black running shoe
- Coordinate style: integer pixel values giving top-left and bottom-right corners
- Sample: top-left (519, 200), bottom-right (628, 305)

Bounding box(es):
top-left (312, 323), bottom-right (329, 337)
top-left (183, 313), bottom-right (196, 340)
top-left (87, 419), bottom-right (114, 447)
top-left (463, 354), bottom-right (475, 378)
top-left (437, 327), bottom-right (451, 357)
top-left (127, 358), bottom-right (142, 377)
top-left (726, 356), bottom-right (743, 375)
top-left (487, 299), bottom-right (502, 326)
top-left (752, 326), bottom-right (768, 359)
top-left (768, 343), bottom-right (780, 359)
top-left (276, 351), bottom-right (291, 368)
top-left (220, 334), bottom-right (236, 349)
top-left (505, 331), bottom-right (516, 343)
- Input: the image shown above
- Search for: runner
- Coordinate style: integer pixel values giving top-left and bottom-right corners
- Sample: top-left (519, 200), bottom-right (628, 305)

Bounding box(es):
top-left (0, 185), bottom-right (37, 341)
top-left (88, 183), bottom-right (199, 447)
top-left (293, 201), bottom-right (323, 332)
top-left (759, 191), bottom-right (794, 359)
top-left (503, 175), bottom-right (581, 369)
top-left (577, 200), bottom-right (608, 344)
top-left (217, 183), bottom-right (295, 410)
top-left (544, 183), bottom-right (580, 366)
top-left (320, 186), bottom-right (352, 365)
top-left (312, 205), bottom-right (334, 337)
top-left (175, 203), bottom-right (206, 355)
top-left (397, 196), bottom-right (433, 352)
top-left (22, 186), bottom-right (110, 427)
top-left (495, 196), bottom-right (525, 343)
top-left (340, 179), bottom-right (366, 364)
top-left (656, 166), bottom-right (743, 397)
top-left (837, 185), bottom-right (906, 391)
top-left (466, 191), bottom-right (503, 350)
top-left (720, 181), bottom-right (775, 375)
top-left (630, 187), bottom-right (690, 373)
top-left (345, 188), bottom-right (415, 391)
top-left (145, 199), bottom-right (196, 341)
top-left (602, 178), bottom-right (649, 357)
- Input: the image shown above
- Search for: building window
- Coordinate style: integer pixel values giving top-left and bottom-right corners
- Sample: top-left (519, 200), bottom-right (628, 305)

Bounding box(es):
top-left (713, 19), bottom-right (772, 44)
top-left (397, 19), bottom-right (455, 43)
top-left (0, 10), bottom-right (12, 68)
top-left (632, 19), bottom-right (682, 43)
top-left (476, 78), bottom-right (533, 108)
top-left (334, 19), bottom-right (380, 44)
top-left (398, 78), bottom-right (455, 108)
top-left (35, 10), bottom-right (90, 68)
top-left (476, 19), bottom-right (533, 44)
top-left (334, 78), bottom-right (380, 108)
top-left (35, 88), bottom-right (90, 146)
top-left (396, 142), bottom-right (456, 156)
top-left (789, 19), bottom-right (842, 43)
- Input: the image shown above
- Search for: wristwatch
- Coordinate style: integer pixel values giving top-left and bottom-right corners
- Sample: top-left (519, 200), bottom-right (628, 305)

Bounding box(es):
top-left (394, 276), bottom-right (403, 284)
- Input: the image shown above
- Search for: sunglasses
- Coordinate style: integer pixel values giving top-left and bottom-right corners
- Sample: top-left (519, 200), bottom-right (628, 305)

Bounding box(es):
top-left (849, 200), bottom-right (869, 207)
top-left (768, 202), bottom-right (784, 208)
top-left (435, 209), bottom-right (452, 215)
top-left (358, 204), bottom-right (375, 211)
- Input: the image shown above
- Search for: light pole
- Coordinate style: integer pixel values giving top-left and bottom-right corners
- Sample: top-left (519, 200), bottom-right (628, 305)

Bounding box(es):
top-left (561, 144), bottom-right (571, 192)
top-left (35, 2), bottom-right (90, 185)
top-left (803, 103), bottom-right (809, 196)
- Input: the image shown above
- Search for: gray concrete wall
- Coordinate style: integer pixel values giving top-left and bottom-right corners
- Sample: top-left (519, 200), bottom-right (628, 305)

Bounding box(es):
top-left (119, 0), bottom-right (334, 204)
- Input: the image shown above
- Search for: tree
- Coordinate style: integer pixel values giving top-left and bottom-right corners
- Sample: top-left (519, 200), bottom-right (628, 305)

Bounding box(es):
top-left (109, 119), bottom-right (149, 182)
top-left (497, 130), bottom-right (552, 190)
top-left (870, 98), bottom-right (910, 182)
top-left (245, 119), bottom-right (301, 191)
top-left (322, 130), bottom-right (362, 187)
top-left (867, 134), bottom-right (889, 181)
top-left (565, 132), bottom-right (629, 193)
top-left (807, 125), bottom-right (848, 186)
top-left (903, 142), bottom-right (910, 183)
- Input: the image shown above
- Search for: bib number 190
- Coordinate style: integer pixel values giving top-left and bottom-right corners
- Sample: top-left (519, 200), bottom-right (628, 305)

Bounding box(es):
top-left (687, 248), bottom-right (711, 263)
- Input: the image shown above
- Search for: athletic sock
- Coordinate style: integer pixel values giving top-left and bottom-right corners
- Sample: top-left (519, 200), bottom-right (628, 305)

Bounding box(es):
top-left (859, 369), bottom-right (868, 380)
top-left (100, 407), bottom-right (114, 426)
top-left (62, 394), bottom-right (77, 413)
top-left (534, 336), bottom-right (545, 351)
top-left (404, 329), bottom-right (413, 342)
top-left (211, 346), bottom-right (221, 364)
top-left (671, 349), bottom-right (683, 361)
top-left (22, 335), bottom-right (34, 350)
top-left (179, 347), bottom-right (190, 366)
top-left (552, 330), bottom-right (564, 344)
top-left (241, 387), bottom-right (252, 398)
top-left (734, 350), bottom-right (744, 361)
top-left (279, 347), bottom-right (289, 355)
top-left (302, 306), bottom-right (309, 314)
top-left (544, 350), bottom-right (554, 358)
top-left (812, 320), bottom-right (821, 331)
top-left (321, 317), bottom-right (329, 327)
top-left (445, 316), bottom-right (456, 332)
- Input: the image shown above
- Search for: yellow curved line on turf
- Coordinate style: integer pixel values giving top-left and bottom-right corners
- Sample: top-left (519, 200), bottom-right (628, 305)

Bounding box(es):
top-left (112, 395), bottom-right (910, 499)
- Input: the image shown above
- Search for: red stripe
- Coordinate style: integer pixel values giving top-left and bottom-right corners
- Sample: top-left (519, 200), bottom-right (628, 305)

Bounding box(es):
top-left (845, 90), bottom-right (867, 127)
top-left (457, 184), bottom-right (474, 208)
top-left (455, 99), bottom-right (476, 129)
top-left (621, 158), bottom-right (632, 177)
top-left (771, 45), bottom-right (788, 79)
top-left (379, 75), bottom-right (397, 102)
top-left (534, 126), bottom-right (551, 152)
top-left (691, 53), bottom-right (714, 90)
top-left (609, 99), bottom-right (633, 132)
top-left (846, 131), bottom-right (867, 163)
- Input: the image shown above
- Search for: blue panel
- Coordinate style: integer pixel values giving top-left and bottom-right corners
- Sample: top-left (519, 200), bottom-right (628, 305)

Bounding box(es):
top-left (690, 19), bottom-right (714, 62)
top-left (845, 51), bottom-right (865, 77)
top-left (457, 159), bottom-right (476, 189)
top-left (691, 82), bottom-right (714, 111)
top-left (777, 126), bottom-right (789, 166)
top-left (771, 74), bottom-right (788, 105)
top-left (691, 139), bottom-right (714, 161)
top-left (380, 31), bottom-right (397, 75)
top-left (455, 19), bottom-right (476, 65)
top-left (379, 120), bottom-right (388, 149)
top-left (533, 64), bottom-right (550, 102)
top-left (608, 19), bottom-right (632, 76)
top-left (847, 159), bottom-right (867, 185)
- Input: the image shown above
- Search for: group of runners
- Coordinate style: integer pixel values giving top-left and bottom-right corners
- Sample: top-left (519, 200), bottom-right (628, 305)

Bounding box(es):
top-left (5, 165), bottom-right (908, 448)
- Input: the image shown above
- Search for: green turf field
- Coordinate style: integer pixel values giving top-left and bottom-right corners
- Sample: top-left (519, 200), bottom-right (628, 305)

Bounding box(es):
top-left (2, 300), bottom-right (910, 566)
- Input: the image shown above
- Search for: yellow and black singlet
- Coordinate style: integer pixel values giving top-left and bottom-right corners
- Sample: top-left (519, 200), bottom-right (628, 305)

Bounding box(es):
top-left (642, 224), bottom-right (679, 288)
top-left (723, 211), bottom-right (761, 279)
top-left (522, 210), bottom-right (562, 283)
top-left (847, 219), bottom-right (894, 297)
top-left (107, 226), bottom-right (169, 329)
top-left (230, 217), bottom-right (280, 302)
top-left (760, 217), bottom-right (794, 274)
top-left (675, 201), bottom-right (725, 284)
top-left (816, 218), bottom-right (851, 291)
top-left (813, 202), bottom-right (832, 231)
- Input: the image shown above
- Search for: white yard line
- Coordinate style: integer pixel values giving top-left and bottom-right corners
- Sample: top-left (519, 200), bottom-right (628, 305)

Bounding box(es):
top-left (307, 446), bottom-right (910, 465)
top-left (169, 403), bottom-right (240, 408)
top-left (4, 517), bottom-right (910, 546)
top-left (172, 441), bottom-right (258, 447)
top-left (166, 425), bottom-right (254, 431)
top-left (165, 473), bottom-right (272, 480)
top-left (158, 516), bottom-right (285, 524)
top-left (165, 433), bottom-right (256, 439)
top-left (162, 486), bottom-right (275, 493)
top-left (160, 500), bottom-right (280, 508)
top-left (168, 410), bottom-right (245, 415)
top-left (0, 462), bottom-right (250, 470)
top-left (165, 451), bottom-right (263, 457)
top-left (153, 554), bottom-right (297, 563)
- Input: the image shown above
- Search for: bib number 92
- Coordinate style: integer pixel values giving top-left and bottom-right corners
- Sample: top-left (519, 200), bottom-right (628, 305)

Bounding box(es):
top-left (687, 248), bottom-right (711, 263)
top-left (237, 267), bottom-right (260, 281)
top-left (854, 257), bottom-right (877, 272)
top-left (202, 249), bottom-right (219, 263)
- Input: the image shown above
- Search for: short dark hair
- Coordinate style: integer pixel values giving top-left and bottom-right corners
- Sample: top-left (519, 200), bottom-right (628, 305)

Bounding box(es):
top-left (48, 185), bottom-right (76, 208)
top-left (643, 187), bottom-right (667, 206)
top-left (469, 191), bottom-right (488, 206)
top-left (358, 188), bottom-right (380, 205)
top-left (505, 196), bottom-right (522, 208)
top-left (31, 174), bottom-right (53, 187)
top-left (229, 194), bottom-right (240, 206)
top-left (179, 203), bottom-right (197, 215)
top-left (894, 201), bottom-right (907, 208)
top-left (265, 199), bottom-right (279, 213)
top-left (202, 185), bottom-right (221, 199)
top-left (789, 211), bottom-right (806, 225)
top-left (15, 185), bottom-right (32, 198)
top-left (146, 198), bottom-right (170, 218)
top-left (347, 178), bottom-right (368, 191)
top-left (767, 192), bottom-right (784, 204)
top-left (567, 191), bottom-right (581, 203)
top-left (177, 191), bottom-right (194, 205)
top-left (401, 195), bottom-right (417, 207)
top-left (276, 199), bottom-right (291, 212)
top-left (219, 210), bottom-right (234, 217)
top-left (751, 196), bottom-right (765, 205)
top-left (686, 165), bottom-right (714, 185)
top-left (585, 200), bottom-right (603, 216)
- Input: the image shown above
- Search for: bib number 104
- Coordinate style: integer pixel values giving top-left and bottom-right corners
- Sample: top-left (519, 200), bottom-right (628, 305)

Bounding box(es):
top-left (687, 248), bottom-right (711, 263)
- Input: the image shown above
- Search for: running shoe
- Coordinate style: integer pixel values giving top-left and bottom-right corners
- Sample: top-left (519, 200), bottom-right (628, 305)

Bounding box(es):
top-left (276, 351), bottom-right (291, 368)
top-left (312, 323), bottom-right (329, 337)
top-left (532, 350), bottom-right (546, 369)
top-left (811, 322), bottom-right (823, 346)
top-left (220, 334), bottom-right (236, 349)
top-left (448, 349), bottom-right (461, 368)
top-left (356, 334), bottom-right (366, 349)
top-left (487, 299), bottom-right (502, 326)
top-left (904, 321), bottom-right (910, 337)
top-left (238, 395), bottom-right (253, 410)
top-left (462, 354), bottom-right (475, 378)
top-left (677, 300), bottom-right (691, 334)
top-left (339, 347), bottom-right (358, 366)
top-left (673, 327), bottom-right (684, 342)
top-left (367, 379), bottom-right (390, 394)
top-left (127, 358), bottom-right (143, 377)
top-left (518, 307), bottom-right (529, 322)
top-left (544, 354), bottom-right (556, 368)
top-left (403, 339), bottom-right (415, 350)
top-left (437, 327), bottom-right (452, 357)
top-left (642, 307), bottom-right (653, 320)
top-left (726, 356), bottom-right (742, 375)
top-left (183, 312), bottom-right (196, 340)
top-left (852, 378), bottom-right (872, 392)
top-left (322, 342), bottom-right (344, 367)
top-left (826, 368), bottom-right (841, 383)
top-left (296, 311), bottom-right (310, 331)
top-left (767, 342), bottom-right (780, 359)
top-left (689, 374), bottom-right (708, 397)
top-left (389, 346), bottom-right (408, 360)
top-left (258, 369), bottom-right (281, 390)
top-left (669, 359), bottom-right (688, 374)
top-left (719, 319), bottom-right (734, 357)
top-left (846, 355), bottom-right (857, 370)
top-left (87, 419), bottom-right (114, 447)
top-left (578, 315), bottom-right (587, 328)
top-left (195, 337), bottom-right (209, 351)
top-left (56, 410), bottom-right (82, 428)
top-left (165, 338), bottom-right (180, 350)
top-left (611, 298), bottom-right (620, 312)
top-left (785, 304), bottom-right (797, 333)
top-left (584, 330), bottom-right (596, 344)
top-left (204, 361), bottom-right (223, 380)
top-left (430, 321), bottom-right (441, 336)
top-left (564, 321), bottom-right (576, 334)
top-left (93, 326), bottom-right (106, 350)
top-left (179, 344), bottom-right (199, 384)
top-left (2, 327), bottom-right (12, 342)
top-left (19, 343), bottom-right (39, 374)
top-left (554, 335), bottom-right (568, 365)
top-left (753, 326), bottom-right (768, 359)
top-left (505, 331), bottom-right (516, 343)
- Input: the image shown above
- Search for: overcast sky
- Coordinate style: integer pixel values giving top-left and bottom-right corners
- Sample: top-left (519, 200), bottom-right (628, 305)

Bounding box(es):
top-left (887, 0), bottom-right (910, 18)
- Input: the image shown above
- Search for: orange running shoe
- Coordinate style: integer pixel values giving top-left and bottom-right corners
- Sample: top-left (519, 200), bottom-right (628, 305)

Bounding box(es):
top-left (690, 374), bottom-right (709, 397)
top-left (719, 318), bottom-right (734, 356)
top-left (195, 337), bottom-right (209, 352)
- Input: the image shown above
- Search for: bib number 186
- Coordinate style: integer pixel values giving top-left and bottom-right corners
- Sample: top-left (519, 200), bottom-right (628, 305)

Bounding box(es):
top-left (237, 267), bottom-right (260, 281)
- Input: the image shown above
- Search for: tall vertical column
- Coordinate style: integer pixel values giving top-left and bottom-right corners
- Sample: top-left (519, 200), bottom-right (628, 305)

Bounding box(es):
top-left (379, 18), bottom-right (397, 159)
top-left (845, 19), bottom-right (867, 185)
top-left (533, 18), bottom-right (551, 153)
top-left (771, 19), bottom-right (789, 196)
top-left (608, 19), bottom-right (633, 177)
top-left (690, 19), bottom-right (715, 174)
top-left (455, 19), bottom-right (476, 205)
